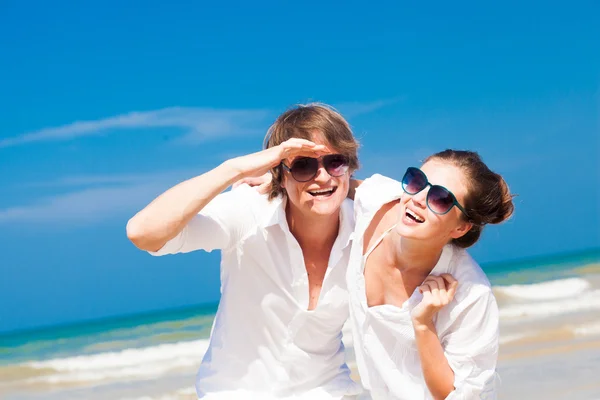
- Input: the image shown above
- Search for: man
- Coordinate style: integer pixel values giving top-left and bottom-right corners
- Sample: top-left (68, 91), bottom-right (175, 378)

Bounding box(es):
top-left (127, 104), bottom-right (361, 399)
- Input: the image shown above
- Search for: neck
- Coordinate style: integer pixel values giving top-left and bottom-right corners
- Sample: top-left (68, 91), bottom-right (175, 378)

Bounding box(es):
top-left (286, 202), bottom-right (341, 250)
top-left (386, 229), bottom-right (445, 276)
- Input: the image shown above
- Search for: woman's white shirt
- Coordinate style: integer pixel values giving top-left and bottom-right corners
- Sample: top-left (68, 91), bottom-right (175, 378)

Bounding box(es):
top-left (348, 174), bottom-right (499, 400)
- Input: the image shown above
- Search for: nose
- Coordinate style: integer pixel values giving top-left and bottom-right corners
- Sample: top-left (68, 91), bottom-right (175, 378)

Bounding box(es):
top-left (312, 164), bottom-right (330, 183)
top-left (410, 186), bottom-right (428, 209)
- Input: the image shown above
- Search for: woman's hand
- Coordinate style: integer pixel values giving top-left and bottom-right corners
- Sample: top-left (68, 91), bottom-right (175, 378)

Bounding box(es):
top-left (227, 138), bottom-right (328, 180)
top-left (411, 273), bottom-right (458, 328)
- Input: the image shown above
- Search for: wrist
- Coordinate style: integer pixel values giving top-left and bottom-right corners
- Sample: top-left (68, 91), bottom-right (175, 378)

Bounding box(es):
top-left (220, 159), bottom-right (247, 185)
top-left (412, 316), bottom-right (436, 333)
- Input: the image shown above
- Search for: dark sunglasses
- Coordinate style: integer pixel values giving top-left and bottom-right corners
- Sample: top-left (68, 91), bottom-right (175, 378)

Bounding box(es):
top-left (281, 154), bottom-right (350, 182)
top-left (402, 167), bottom-right (469, 217)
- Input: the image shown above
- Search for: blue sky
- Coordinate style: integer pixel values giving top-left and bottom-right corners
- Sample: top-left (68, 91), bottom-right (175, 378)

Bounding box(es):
top-left (1, 1), bottom-right (598, 333)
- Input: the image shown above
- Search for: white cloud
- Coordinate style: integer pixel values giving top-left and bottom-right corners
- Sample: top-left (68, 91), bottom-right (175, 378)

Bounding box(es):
top-left (1, 170), bottom-right (204, 225)
top-left (0, 107), bottom-right (272, 149)
top-left (336, 97), bottom-right (403, 118)
top-left (0, 99), bottom-right (400, 226)
top-left (21, 170), bottom-right (197, 188)
top-left (0, 100), bottom-right (401, 149)
top-left (0, 183), bottom-right (159, 225)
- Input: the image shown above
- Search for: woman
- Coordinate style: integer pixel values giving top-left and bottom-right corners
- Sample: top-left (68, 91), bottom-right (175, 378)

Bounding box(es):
top-left (348, 150), bottom-right (514, 400)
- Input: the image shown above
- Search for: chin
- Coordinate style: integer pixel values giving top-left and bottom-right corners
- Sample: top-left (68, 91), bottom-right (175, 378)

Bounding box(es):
top-left (395, 221), bottom-right (427, 240)
top-left (306, 197), bottom-right (344, 216)
top-left (308, 203), bottom-right (339, 216)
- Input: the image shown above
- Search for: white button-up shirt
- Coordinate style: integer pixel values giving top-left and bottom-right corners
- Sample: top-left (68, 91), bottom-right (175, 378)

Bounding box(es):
top-left (348, 174), bottom-right (499, 400)
top-left (150, 184), bottom-right (360, 399)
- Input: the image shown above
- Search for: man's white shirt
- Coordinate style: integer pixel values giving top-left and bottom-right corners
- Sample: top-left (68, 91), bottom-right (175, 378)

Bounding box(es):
top-left (150, 184), bottom-right (360, 399)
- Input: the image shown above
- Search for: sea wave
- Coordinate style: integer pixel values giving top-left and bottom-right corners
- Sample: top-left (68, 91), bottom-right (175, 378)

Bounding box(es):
top-left (1, 339), bottom-right (210, 387)
top-left (499, 289), bottom-right (600, 319)
top-left (573, 321), bottom-right (600, 337)
top-left (493, 277), bottom-right (591, 301)
top-left (499, 320), bottom-right (600, 347)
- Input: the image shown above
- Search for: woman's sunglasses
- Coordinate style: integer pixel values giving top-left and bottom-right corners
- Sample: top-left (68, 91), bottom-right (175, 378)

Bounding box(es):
top-left (402, 167), bottom-right (469, 217)
top-left (281, 154), bottom-right (350, 182)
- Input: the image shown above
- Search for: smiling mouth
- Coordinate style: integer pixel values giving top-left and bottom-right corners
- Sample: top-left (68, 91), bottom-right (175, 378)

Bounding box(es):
top-left (308, 187), bottom-right (337, 197)
top-left (406, 208), bottom-right (425, 223)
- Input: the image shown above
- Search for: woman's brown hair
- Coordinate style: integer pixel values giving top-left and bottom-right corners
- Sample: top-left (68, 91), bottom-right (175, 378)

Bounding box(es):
top-left (425, 150), bottom-right (515, 248)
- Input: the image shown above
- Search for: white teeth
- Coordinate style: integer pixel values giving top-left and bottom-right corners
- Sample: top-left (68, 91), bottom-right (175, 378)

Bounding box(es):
top-left (309, 188), bottom-right (334, 195)
top-left (406, 208), bottom-right (425, 222)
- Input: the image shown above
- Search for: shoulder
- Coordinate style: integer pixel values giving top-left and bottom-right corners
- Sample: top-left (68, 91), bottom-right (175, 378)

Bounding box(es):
top-left (447, 247), bottom-right (495, 306)
top-left (354, 174), bottom-right (403, 215)
top-left (203, 183), bottom-right (273, 223)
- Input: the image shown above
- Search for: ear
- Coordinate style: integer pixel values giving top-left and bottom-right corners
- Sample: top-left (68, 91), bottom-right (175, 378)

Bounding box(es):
top-left (450, 220), bottom-right (473, 239)
top-left (280, 172), bottom-right (289, 191)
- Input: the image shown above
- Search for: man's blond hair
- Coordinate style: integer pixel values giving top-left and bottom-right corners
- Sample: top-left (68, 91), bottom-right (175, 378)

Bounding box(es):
top-left (263, 103), bottom-right (360, 200)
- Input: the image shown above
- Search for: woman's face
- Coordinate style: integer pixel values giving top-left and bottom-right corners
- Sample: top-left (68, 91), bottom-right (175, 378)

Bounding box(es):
top-left (395, 160), bottom-right (472, 245)
top-left (281, 132), bottom-right (351, 219)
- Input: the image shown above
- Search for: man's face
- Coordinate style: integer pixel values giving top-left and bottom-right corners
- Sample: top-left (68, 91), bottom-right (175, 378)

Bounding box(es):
top-left (281, 132), bottom-right (351, 218)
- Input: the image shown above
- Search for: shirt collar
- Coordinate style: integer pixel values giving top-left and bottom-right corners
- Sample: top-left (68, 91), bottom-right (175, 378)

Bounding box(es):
top-left (260, 196), bottom-right (355, 249)
top-left (429, 244), bottom-right (455, 276)
top-left (260, 194), bottom-right (286, 229)
top-left (337, 198), bottom-right (355, 248)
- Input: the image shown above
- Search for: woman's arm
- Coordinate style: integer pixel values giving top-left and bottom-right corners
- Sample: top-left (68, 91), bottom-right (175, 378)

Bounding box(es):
top-left (411, 274), bottom-right (459, 400)
top-left (412, 320), bottom-right (455, 399)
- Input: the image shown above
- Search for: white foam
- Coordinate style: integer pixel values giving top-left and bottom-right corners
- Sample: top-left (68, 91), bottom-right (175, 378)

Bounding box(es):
top-left (23, 339), bottom-right (210, 385)
top-left (494, 278), bottom-right (591, 301)
top-left (120, 387), bottom-right (197, 400)
top-left (498, 333), bottom-right (528, 344)
top-left (499, 289), bottom-right (600, 319)
top-left (573, 322), bottom-right (600, 337)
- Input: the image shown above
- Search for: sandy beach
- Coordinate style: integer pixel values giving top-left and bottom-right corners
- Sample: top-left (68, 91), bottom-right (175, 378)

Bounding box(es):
top-left (2, 252), bottom-right (600, 399)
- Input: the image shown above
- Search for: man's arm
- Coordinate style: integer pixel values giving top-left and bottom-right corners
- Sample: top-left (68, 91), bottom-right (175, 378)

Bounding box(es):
top-left (127, 138), bottom-right (327, 252)
top-left (126, 162), bottom-right (242, 252)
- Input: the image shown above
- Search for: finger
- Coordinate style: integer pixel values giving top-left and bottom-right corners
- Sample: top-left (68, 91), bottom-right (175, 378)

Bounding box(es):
top-left (432, 275), bottom-right (453, 304)
top-left (281, 139), bottom-right (324, 155)
top-left (425, 276), bottom-right (448, 304)
top-left (419, 282), bottom-right (437, 301)
top-left (290, 148), bottom-right (329, 157)
top-left (257, 182), bottom-right (270, 195)
top-left (418, 282), bottom-right (433, 295)
top-left (283, 138), bottom-right (328, 151)
top-left (283, 138), bottom-right (318, 147)
top-left (440, 274), bottom-right (458, 300)
top-left (423, 276), bottom-right (442, 291)
top-left (441, 273), bottom-right (457, 286)
top-left (423, 284), bottom-right (442, 307)
top-left (448, 282), bottom-right (459, 302)
top-left (232, 177), bottom-right (253, 188)
top-left (438, 286), bottom-right (449, 305)
top-left (424, 280), bottom-right (445, 307)
top-left (244, 177), bottom-right (264, 187)
top-left (429, 281), bottom-right (442, 305)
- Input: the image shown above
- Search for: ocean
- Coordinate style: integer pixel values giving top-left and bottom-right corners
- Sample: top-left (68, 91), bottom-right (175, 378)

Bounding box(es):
top-left (1, 247), bottom-right (599, 399)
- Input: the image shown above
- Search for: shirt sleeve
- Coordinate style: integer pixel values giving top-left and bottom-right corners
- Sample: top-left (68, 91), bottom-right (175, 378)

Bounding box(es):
top-left (440, 288), bottom-right (500, 400)
top-left (354, 174), bottom-right (403, 219)
top-left (149, 184), bottom-right (259, 256)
